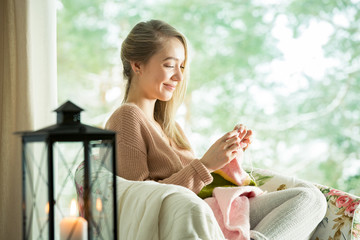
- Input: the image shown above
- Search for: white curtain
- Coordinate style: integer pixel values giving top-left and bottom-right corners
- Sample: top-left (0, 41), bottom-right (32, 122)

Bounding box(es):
top-left (0, 0), bottom-right (57, 238)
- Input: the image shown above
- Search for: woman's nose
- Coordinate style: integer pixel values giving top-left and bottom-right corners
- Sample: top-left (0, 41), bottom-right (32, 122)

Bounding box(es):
top-left (172, 67), bottom-right (183, 81)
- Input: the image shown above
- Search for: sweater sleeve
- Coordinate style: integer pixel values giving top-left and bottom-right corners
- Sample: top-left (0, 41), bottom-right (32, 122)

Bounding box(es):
top-left (157, 159), bottom-right (213, 194)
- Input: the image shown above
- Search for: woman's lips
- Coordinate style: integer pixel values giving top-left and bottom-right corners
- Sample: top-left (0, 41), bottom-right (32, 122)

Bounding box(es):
top-left (163, 83), bottom-right (176, 91)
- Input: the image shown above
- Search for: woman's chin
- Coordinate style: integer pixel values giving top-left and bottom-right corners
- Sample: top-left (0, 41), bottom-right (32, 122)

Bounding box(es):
top-left (158, 94), bottom-right (173, 102)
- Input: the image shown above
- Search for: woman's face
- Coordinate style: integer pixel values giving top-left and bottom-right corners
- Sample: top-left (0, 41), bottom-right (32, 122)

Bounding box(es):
top-left (136, 37), bottom-right (185, 102)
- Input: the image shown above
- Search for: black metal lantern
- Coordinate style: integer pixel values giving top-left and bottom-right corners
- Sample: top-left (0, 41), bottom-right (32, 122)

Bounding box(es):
top-left (18, 101), bottom-right (117, 240)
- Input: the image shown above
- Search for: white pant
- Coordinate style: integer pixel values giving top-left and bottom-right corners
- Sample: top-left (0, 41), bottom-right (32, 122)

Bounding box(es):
top-left (249, 182), bottom-right (327, 240)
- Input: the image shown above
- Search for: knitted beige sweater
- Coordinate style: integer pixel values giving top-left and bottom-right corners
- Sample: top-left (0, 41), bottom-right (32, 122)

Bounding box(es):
top-left (105, 103), bottom-right (213, 194)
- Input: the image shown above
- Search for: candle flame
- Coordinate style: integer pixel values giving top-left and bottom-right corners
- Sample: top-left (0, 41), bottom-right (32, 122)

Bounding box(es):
top-left (70, 199), bottom-right (77, 217)
top-left (45, 202), bottom-right (49, 214)
top-left (96, 198), bottom-right (102, 212)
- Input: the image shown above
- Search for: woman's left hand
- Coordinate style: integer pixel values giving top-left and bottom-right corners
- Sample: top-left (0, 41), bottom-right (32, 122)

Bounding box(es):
top-left (233, 124), bottom-right (253, 151)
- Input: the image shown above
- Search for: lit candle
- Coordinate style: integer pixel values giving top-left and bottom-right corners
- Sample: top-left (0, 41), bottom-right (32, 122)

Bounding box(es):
top-left (60, 199), bottom-right (88, 240)
top-left (45, 202), bottom-right (49, 214)
top-left (96, 198), bottom-right (102, 212)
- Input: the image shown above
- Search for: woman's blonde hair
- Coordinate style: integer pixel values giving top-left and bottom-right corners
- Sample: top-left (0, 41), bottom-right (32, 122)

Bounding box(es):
top-left (121, 19), bottom-right (191, 150)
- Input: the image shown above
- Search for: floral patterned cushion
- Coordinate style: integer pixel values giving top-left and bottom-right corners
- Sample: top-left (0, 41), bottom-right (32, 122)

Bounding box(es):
top-left (246, 168), bottom-right (360, 240)
top-left (314, 187), bottom-right (360, 240)
top-left (353, 206), bottom-right (360, 239)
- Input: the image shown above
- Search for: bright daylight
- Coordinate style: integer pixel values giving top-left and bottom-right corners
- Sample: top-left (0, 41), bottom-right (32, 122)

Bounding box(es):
top-left (2, 0), bottom-right (360, 239)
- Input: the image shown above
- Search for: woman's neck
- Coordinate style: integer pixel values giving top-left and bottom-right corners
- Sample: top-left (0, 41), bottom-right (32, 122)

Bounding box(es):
top-left (125, 97), bottom-right (156, 121)
top-left (125, 82), bottom-right (157, 121)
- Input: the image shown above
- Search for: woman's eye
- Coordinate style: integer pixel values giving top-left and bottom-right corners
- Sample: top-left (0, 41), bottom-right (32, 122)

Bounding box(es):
top-left (164, 64), bottom-right (184, 70)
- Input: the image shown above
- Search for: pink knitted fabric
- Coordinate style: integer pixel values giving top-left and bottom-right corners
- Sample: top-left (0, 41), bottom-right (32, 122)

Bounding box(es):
top-left (105, 103), bottom-right (213, 194)
top-left (205, 186), bottom-right (263, 240)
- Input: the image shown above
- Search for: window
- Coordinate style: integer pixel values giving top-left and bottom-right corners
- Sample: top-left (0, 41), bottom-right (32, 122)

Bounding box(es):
top-left (57, 0), bottom-right (360, 195)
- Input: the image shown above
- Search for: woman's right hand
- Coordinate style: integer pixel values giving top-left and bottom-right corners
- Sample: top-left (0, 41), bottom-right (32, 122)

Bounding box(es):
top-left (200, 129), bottom-right (242, 172)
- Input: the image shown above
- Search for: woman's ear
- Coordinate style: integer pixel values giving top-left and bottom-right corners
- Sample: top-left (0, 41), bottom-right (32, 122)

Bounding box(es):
top-left (130, 61), bottom-right (142, 75)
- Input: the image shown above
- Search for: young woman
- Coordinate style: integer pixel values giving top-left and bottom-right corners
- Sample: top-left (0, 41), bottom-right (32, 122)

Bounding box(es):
top-left (106, 19), bottom-right (327, 240)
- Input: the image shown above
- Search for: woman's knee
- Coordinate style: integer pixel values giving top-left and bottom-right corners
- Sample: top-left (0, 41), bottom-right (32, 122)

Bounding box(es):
top-left (312, 187), bottom-right (327, 219)
top-left (296, 184), bottom-right (327, 221)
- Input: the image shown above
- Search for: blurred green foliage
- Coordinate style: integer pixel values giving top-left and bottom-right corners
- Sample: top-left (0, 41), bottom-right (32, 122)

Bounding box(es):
top-left (57, 0), bottom-right (360, 195)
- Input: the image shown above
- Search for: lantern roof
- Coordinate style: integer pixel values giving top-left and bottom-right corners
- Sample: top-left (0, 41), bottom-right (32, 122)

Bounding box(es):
top-left (55, 100), bottom-right (84, 113)
top-left (17, 101), bottom-right (115, 141)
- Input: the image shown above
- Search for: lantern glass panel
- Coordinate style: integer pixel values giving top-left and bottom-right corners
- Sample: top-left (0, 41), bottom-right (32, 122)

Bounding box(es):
top-left (72, 141), bottom-right (116, 239)
top-left (23, 141), bottom-right (49, 240)
top-left (53, 141), bottom-right (85, 238)
top-left (90, 141), bottom-right (115, 239)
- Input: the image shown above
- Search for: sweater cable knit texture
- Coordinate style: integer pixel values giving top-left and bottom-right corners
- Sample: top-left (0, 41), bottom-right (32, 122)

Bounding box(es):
top-left (105, 103), bottom-right (213, 194)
